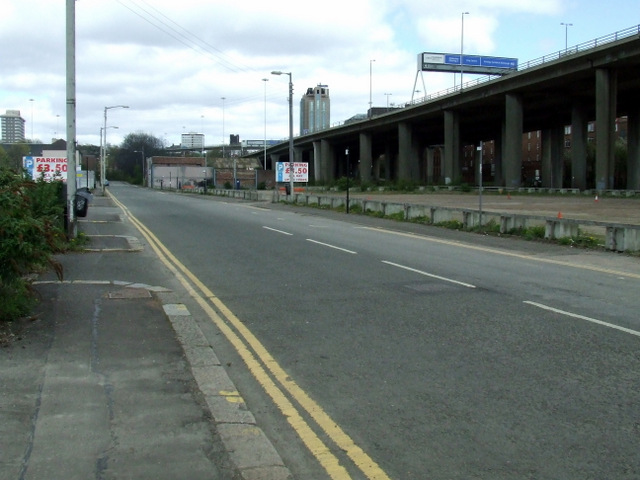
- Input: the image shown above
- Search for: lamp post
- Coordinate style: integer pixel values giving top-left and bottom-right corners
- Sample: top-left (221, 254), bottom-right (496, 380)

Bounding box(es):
top-left (29, 98), bottom-right (34, 141)
top-left (201, 114), bottom-right (205, 169)
top-left (345, 148), bottom-right (350, 214)
top-left (102, 105), bottom-right (129, 194)
top-left (271, 70), bottom-right (294, 198)
top-left (369, 59), bottom-right (375, 119)
top-left (384, 93), bottom-right (392, 111)
top-left (561, 22), bottom-right (573, 53)
top-left (99, 125), bottom-right (118, 190)
top-left (460, 12), bottom-right (469, 89)
top-left (221, 97), bottom-right (226, 159)
top-left (262, 78), bottom-right (269, 170)
top-left (134, 148), bottom-right (145, 187)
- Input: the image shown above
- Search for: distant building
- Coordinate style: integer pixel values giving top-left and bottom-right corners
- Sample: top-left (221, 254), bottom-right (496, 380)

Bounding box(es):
top-left (1, 110), bottom-right (26, 143)
top-left (181, 133), bottom-right (204, 149)
top-left (300, 85), bottom-right (330, 135)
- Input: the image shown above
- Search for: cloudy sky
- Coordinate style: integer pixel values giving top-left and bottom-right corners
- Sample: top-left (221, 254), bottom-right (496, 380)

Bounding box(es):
top-left (1, 0), bottom-right (638, 148)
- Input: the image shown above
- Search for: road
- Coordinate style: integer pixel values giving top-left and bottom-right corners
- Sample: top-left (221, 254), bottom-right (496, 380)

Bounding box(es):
top-left (110, 183), bottom-right (640, 480)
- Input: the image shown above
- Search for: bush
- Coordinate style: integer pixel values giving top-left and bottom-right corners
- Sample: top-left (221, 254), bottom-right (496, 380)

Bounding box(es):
top-left (0, 168), bottom-right (65, 321)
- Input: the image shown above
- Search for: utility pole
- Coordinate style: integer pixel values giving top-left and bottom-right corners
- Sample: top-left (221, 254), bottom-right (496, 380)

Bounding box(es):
top-left (66, 0), bottom-right (77, 238)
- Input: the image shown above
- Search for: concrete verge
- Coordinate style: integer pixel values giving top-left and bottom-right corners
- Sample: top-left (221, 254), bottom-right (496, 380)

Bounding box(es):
top-left (160, 296), bottom-right (292, 480)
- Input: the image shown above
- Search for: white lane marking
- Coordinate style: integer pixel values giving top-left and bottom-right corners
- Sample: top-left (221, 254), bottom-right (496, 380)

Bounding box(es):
top-left (306, 239), bottom-right (357, 254)
top-left (263, 226), bottom-right (294, 236)
top-left (524, 301), bottom-right (640, 337)
top-left (382, 260), bottom-right (476, 289)
top-left (361, 226), bottom-right (640, 281)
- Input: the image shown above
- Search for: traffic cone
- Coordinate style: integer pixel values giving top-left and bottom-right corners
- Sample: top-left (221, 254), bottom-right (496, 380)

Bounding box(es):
top-left (557, 211), bottom-right (563, 219)
top-left (507, 193), bottom-right (511, 200)
top-left (595, 195), bottom-right (599, 202)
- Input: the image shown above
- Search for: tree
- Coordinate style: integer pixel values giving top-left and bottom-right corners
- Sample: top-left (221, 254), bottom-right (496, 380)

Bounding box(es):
top-left (0, 147), bottom-right (9, 169)
top-left (111, 132), bottom-right (164, 184)
top-left (6, 143), bottom-right (30, 171)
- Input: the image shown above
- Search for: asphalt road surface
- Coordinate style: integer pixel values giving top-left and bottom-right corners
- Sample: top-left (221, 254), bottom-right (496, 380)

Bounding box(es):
top-left (110, 183), bottom-right (640, 480)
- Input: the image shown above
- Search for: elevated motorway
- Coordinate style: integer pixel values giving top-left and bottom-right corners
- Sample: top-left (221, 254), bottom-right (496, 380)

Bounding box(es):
top-left (265, 25), bottom-right (640, 191)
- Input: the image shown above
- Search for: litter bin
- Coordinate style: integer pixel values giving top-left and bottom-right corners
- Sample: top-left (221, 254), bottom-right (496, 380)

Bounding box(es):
top-left (235, 179), bottom-right (241, 190)
top-left (284, 184), bottom-right (291, 195)
top-left (74, 187), bottom-right (93, 217)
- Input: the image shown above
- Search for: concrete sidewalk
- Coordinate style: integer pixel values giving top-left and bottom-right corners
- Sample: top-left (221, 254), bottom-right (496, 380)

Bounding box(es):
top-left (0, 194), bottom-right (291, 480)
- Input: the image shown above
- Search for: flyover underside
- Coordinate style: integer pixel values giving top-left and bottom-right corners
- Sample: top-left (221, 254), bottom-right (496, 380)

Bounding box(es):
top-left (263, 36), bottom-right (640, 190)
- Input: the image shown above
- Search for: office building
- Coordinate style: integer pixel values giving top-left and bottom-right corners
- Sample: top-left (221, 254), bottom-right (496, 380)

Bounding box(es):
top-left (181, 132), bottom-right (204, 149)
top-left (1, 110), bottom-right (26, 143)
top-left (300, 85), bottom-right (330, 135)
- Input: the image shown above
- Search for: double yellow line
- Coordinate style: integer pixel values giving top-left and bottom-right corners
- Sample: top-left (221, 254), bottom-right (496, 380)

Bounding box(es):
top-left (109, 192), bottom-right (391, 480)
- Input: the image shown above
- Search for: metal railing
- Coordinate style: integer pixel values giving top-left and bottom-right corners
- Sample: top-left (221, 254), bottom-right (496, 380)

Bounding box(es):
top-left (406, 24), bottom-right (640, 107)
top-left (321, 24), bottom-right (640, 130)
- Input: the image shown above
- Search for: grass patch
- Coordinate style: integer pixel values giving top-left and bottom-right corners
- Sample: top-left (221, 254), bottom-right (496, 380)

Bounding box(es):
top-left (384, 212), bottom-right (405, 221)
top-left (435, 220), bottom-right (464, 230)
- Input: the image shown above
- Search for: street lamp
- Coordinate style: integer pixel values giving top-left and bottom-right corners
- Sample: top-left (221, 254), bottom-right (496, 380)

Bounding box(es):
top-left (561, 22), bottom-right (573, 53)
top-left (345, 148), bottom-right (350, 214)
top-left (271, 70), bottom-right (294, 198)
top-left (99, 125), bottom-right (118, 189)
top-left (102, 105), bottom-right (129, 194)
top-left (460, 12), bottom-right (469, 89)
top-left (29, 98), bottom-right (34, 141)
top-left (134, 148), bottom-right (145, 187)
top-left (369, 59), bottom-right (375, 119)
top-left (262, 78), bottom-right (269, 170)
top-left (221, 97), bottom-right (226, 159)
top-left (384, 93), bottom-right (392, 111)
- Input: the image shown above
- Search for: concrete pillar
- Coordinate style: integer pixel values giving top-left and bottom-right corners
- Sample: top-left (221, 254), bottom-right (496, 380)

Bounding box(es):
top-left (312, 141), bottom-right (322, 183)
top-left (398, 122), bottom-right (415, 181)
top-left (426, 147), bottom-right (435, 185)
top-left (359, 132), bottom-right (373, 184)
top-left (542, 127), bottom-right (564, 188)
top-left (494, 129), bottom-right (503, 186)
top-left (269, 153), bottom-right (281, 169)
top-left (627, 104), bottom-right (640, 190)
top-left (504, 93), bottom-right (523, 188)
top-left (321, 139), bottom-right (334, 182)
top-left (595, 68), bottom-right (617, 190)
top-left (372, 153), bottom-right (381, 181)
top-left (384, 142), bottom-right (394, 181)
top-left (444, 110), bottom-right (460, 185)
top-left (571, 102), bottom-right (588, 190)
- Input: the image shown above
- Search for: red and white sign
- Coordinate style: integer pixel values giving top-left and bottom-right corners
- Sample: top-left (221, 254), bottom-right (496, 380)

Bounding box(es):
top-left (23, 156), bottom-right (68, 182)
top-left (276, 162), bottom-right (309, 182)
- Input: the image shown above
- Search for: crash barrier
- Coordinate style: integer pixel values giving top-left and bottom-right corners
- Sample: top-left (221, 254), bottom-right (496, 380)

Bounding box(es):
top-left (272, 191), bottom-right (640, 253)
top-left (206, 188), bottom-right (640, 252)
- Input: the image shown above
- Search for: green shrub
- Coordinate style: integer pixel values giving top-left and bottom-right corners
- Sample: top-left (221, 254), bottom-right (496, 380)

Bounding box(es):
top-left (0, 168), bottom-right (65, 321)
top-left (435, 219), bottom-right (464, 230)
top-left (385, 212), bottom-right (405, 221)
top-left (522, 225), bottom-right (546, 240)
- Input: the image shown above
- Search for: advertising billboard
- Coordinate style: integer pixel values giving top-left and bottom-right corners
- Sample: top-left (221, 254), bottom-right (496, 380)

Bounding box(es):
top-left (275, 162), bottom-right (309, 182)
top-left (418, 52), bottom-right (518, 75)
top-left (23, 156), bottom-right (69, 182)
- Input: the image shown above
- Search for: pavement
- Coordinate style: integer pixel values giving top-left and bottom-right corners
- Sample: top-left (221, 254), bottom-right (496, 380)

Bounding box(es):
top-left (2, 188), bottom-right (639, 480)
top-left (0, 193), bottom-right (292, 480)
